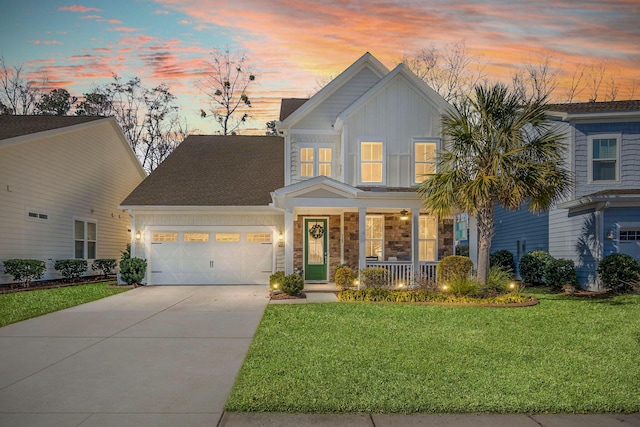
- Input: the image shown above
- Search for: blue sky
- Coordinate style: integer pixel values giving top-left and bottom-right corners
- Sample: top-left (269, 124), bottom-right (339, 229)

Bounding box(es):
top-left (2, 0), bottom-right (639, 134)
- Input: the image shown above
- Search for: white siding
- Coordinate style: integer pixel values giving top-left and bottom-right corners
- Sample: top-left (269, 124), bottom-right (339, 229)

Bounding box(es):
top-left (0, 121), bottom-right (145, 283)
top-left (343, 75), bottom-right (442, 187)
top-left (289, 133), bottom-right (340, 184)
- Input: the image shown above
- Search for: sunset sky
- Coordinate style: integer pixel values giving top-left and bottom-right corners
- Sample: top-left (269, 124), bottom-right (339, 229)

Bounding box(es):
top-left (2, 0), bottom-right (639, 134)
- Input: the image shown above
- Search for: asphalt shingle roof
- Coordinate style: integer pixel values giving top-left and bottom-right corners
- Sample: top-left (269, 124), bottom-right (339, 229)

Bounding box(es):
top-left (548, 100), bottom-right (640, 114)
top-left (279, 98), bottom-right (309, 121)
top-left (121, 135), bottom-right (284, 207)
top-left (0, 115), bottom-right (105, 141)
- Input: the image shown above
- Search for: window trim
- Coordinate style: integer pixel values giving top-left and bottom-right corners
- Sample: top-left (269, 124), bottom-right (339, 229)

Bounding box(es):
top-left (365, 214), bottom-right (384, 260)
top-left (588, 133), bottom-right (620, 183)
top-left (358, 141), bottom-right (386, 185)
top-left (73, 218), bottom-right (97, 260)
top-left (413, 138), bottom-right (439, 185)
top-left (298, 144), bottom-right (333, 179)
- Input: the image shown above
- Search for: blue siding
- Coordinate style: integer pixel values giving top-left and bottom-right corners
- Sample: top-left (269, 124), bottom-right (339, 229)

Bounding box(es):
top-left (604, 207), bottom-right (640, 257)
top-left (491, 205), bottom-right (549, 276)
top-left (571, 210), bottom-right (598, 287)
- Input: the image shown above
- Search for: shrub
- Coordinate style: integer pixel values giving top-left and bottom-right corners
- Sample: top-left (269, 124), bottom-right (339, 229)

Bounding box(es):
top-left (545, 258), bottom-right (578, 291)
top-left (120, 243), bottom-right (131, 263)
top-left (444, 275), bottom-right (480, 297)
top-left (281, 273), bottom-right (304, 296)
top-left (359, 267), bottom-right (389, 289)
top-left (455, 245), bottom-right (469, 257)
top-left (436, 255), bottom-right (474, 284)
top-left (490, 250), bottom-right (515, 274)
top-left (597, 253), bottom-right (640, 293)
top-left (91, 259), bottom-right (117, 279)
top-left (54, 259), bottom-right (88, 282)
top-left (334, 265), bottom-right (356, 290)
top-left (519, 250), bottom-right (553, 285)
top-left (484, 266), bottom-right (512, 295)
top-left (120, 257), bottom-right (147, 287)
top-left (269, 271), bottom-right (286, 291)
top-left (413, 271), bottom-right (438, 291)
top-left (2, 259), bottom-right (46, 287)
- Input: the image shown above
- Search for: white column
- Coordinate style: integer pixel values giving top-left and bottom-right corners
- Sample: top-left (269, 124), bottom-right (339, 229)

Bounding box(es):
top-left (412, 209), bottom-right (420, 284)
top-left (284, 209), bottom-right (294, 275)
top-left (358, 207), bottom-right (367, 277)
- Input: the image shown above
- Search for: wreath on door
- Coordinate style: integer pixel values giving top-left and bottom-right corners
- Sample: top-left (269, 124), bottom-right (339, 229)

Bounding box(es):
top-left (309, 223), bottom-right (324, 240)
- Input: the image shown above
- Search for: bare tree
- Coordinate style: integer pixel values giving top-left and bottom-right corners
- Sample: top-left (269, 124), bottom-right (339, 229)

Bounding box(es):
top-left (586, 62), bottom-right (606, 102)
top-left (626, 79), bottom-right (638, 100)
top-left (604, 74), bottom-right (620, 102)
top-left (0, 56), bottom-right (45, 115)
top-left (198, 47), bottom-right (256, 135)
top-left (402, 41), bottom-right (485, 106)
top-left (564, 63), bottom-right (586, 103)
top-left (309, 72), bottom-right (336, 96)
top-left (511, 55), bottom-right (559, 103)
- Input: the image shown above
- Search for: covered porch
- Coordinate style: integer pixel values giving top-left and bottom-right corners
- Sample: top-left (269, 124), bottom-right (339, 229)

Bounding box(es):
top-left (271, 177), bottom-right (452, 287)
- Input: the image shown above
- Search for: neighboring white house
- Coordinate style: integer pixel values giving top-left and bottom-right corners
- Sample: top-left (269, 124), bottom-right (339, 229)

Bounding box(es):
top-left (0, 115), bottom-right (146, 284)
top-left (121, 52), bottom-right (454, 286)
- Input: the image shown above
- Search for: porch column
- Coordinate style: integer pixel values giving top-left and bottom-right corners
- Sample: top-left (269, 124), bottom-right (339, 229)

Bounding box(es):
top-left (412, 209), bottom-right (420, 284)
top-left (284, 209), bottom-right (294, 275)
top-left (358, 207), bottom-right (367, 283)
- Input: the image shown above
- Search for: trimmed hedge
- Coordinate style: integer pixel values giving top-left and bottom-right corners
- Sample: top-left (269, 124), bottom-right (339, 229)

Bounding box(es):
top-left (54, 259), bottom-right (88, 282)
top-left (519, 251), bottom-right (553, 285)
top-left (120, 257), bottom-right (147, 286)
top-left (269, 271), bottom-right (286, 291)
top-left (91, 259), bottom-right (117, 279)
top-left (490, 250), bottom-right (515, 274)
top-left (281, 273), bottom-right (304, 295)
top-left (597, 253), bottom-right (640, 293)
top-left (334, 265), bottom-right (356, 290)
top-left (545, 258), bottom-right (578, 291)
top-left (436, 255), bottom-right (474, 284)
top-left (2, 259), bottom-right (46, 287)
top-left (359, 267), bottom-right (389, 289)
top-left (337, 288), bottom-right (533, 305)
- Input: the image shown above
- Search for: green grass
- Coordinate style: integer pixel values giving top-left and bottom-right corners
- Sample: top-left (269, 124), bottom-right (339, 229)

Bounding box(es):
top-left (227, 290), bottom-right (640, 414)
top-left (0, 281), bottom-right (130, 327)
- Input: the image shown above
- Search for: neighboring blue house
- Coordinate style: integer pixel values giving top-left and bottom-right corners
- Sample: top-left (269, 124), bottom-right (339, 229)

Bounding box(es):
top-left (488, 100), bottom-right (640, 289)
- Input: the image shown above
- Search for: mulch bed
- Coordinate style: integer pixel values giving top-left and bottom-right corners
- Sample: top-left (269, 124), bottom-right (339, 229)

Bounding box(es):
top-left (270, 291), bottom-right (306, 300)
top-left (0, 275), bottom-right (123, 294)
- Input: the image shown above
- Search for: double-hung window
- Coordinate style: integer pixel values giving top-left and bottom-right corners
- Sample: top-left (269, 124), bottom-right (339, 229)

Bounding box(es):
top-left (365, 215), bottom-right (384, 260)
top-left (419, 215), bottom-right (437, 261)
top-left (360, 142), bottom-right (383, 183)
top-left (74, 220), bottom-right (97, 259)
top-left (299, 147), bottom-right (332, 178)
top-left (589, 134), bottom-right (620, 182)
top-left (414, 140), bottom-right (437, 183)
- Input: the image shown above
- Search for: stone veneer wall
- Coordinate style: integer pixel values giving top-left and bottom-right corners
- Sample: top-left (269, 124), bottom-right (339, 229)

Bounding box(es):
top-left (438, 218), bottom-right (454, 259)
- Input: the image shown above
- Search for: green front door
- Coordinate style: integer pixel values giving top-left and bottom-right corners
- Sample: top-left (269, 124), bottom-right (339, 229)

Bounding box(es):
top-left (304, 218), bottom-right (328, 281)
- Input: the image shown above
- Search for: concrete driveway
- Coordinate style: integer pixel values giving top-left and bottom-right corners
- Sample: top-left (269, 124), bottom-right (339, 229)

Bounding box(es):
top-left (0, 285), bottom-right (270, 427)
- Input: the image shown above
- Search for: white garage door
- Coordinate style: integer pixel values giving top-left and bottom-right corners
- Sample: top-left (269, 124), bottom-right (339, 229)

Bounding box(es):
top-left (149, 229), bottom-right (274, 285)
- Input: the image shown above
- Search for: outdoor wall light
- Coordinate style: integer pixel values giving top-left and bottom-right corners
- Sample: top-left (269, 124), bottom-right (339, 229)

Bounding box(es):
top-left (399, 209), bottom-right (409, 221)
top-left (606, 229), bottom-right (616, 240)
top-left (278, 232), bottom-right (284, 241)
top-left (135, 230), bottom-right (141, 240)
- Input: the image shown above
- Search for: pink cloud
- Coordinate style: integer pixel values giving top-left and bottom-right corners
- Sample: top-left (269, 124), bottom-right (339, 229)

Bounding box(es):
top-left (80, 15), bottom-right (102, 19)
top-left (33, 40), bottom-right (63, 45)
top-left (58, 5), bottom-right (102, 13)
top-left (112, 26), bottom-right (142, 33)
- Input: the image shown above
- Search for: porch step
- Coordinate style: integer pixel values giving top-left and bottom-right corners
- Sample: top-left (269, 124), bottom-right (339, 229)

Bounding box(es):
top-left (303, 283), bottom-right (337, 293)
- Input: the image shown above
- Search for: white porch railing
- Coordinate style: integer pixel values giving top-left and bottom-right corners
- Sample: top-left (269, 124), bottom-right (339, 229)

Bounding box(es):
top-left (364, 261), bottom-right (438, 288)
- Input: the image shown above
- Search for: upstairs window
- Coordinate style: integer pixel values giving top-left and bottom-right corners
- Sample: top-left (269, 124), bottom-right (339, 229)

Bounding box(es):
top-left (299, 147), bottom-right (332, 178)
top-left (414, 141), bottom-right (437, 183)
top-left (589, 135), bottom-right (619, 182)
top-left (360, 142), bottom-right (383, 183)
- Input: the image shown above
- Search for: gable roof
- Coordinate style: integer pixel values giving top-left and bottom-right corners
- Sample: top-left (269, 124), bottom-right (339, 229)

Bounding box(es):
top-left (279, 98), bottom-right (309, 121)
top-left (334, 63), bottom-right (451, 129)
top-left (278, 52), bottom-right (389, 129)
top-left (121, 135), bottom-right (284, 207)
top-left (0, 115), bottom-right (105, 141)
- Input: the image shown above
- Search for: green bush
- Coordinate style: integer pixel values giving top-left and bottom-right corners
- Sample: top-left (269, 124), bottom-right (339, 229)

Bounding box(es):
top-left (281, 273), bottom-right (304, 296)
top-left (445, 275), bottom-right (480, 297)
top-left (359, 267), bottom-right (389, 289)
top-left (120, 257), bottom-right (147, 287)
top-left (484, 266), bottom-right (512, 295)
top-left (91, 259), bottom-right (117, 279)
top-left (2, 259), bottom-right (46, 287)
top-left (490, 250), bottom-right (515, 274)
top-left (436, 255), bottom-right (474, 284)
top-left (54, 259), bottom-right (88, 282)
top-left (336, 288), bottom-right (533, 305)
top-left (269, 271), bottom-right (285, 291)
top-left (120, 243), bottom-right (131, 263)
top-left (334, 265), bottom-right (356, 290)
top-left (519, 250), bottom-right (553, 285)
top-left (544, 258), bottom-right (578, 291)
top-left (597, 253), bottom-right (640, 293)
top-left (455, 245), bottom-right (469, 257)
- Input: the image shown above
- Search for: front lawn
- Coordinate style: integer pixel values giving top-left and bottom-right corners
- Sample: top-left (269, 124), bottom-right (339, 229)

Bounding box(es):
top-left (0, 281), bottom-right (129, 327)
top-left (226, 290), bottom-right (640, 414)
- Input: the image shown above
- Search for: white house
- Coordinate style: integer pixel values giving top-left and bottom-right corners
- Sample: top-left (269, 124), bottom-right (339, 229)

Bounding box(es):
top-left (121, 53), bottom-right (454, 286)
top-left (0, 115), bottom-right (146, 284)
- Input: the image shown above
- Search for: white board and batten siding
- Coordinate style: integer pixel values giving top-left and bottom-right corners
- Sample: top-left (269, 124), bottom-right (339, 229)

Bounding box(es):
top-left (0, 119), bottom-right (145, 283)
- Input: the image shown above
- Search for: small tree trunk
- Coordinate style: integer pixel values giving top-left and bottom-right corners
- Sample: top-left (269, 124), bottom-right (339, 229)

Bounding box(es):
top-left (475, 205), bottom-right (495, 286)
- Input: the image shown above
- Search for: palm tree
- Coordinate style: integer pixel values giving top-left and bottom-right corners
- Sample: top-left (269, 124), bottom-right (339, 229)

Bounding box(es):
top-left (419, 83), bottom-right (572, 284)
